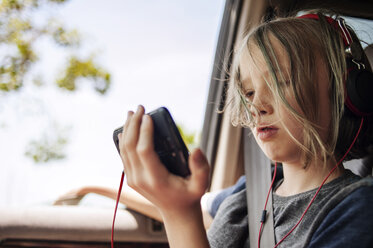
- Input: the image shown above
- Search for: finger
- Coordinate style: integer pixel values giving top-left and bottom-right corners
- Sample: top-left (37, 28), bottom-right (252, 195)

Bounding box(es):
top-left (119, 111), bottom-right (134, 147)
top-left (119, 110), bottom-right (134, 153)
top-left (188, 148), bottom-right (210, 197)
top-left (122, 106), bottom-right (147, 190)
top-left (125, 105), bottom-right (145, 167)
top-left (118, 133), bottom-right (129, 174)
top-left (119, 111), bottom-right (134, 174)
top-left (125, 105), bottom-right (145, 150)
top-left (122, 111), bottom-right (134, 134)
top-left (137, 114), bottom-right (168, 179)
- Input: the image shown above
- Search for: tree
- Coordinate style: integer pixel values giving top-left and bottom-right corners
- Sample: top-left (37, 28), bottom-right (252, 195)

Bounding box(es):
top-left (0, 0), bottom-right (110, 93)
top-left (0, 0), bottom-right (111, 163)
top-left (177, 124), bottom-right (199, 151)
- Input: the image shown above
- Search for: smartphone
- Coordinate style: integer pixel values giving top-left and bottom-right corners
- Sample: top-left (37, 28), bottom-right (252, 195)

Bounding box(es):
top-left (113, 107), bottom-right (191, 178)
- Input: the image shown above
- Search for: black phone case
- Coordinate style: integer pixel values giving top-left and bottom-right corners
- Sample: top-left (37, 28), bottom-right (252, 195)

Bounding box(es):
top-left (113, 107), bottom-right (190, 178)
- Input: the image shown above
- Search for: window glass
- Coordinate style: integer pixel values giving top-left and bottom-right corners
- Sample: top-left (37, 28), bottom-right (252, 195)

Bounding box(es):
top-left (0, 0), bottom-right (225, 206)
top-left (344, 16), bottom-right (373, 48)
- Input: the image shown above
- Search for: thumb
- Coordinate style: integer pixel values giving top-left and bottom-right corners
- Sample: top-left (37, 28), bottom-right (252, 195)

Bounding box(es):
top-left (188, 148), bottom-right (210, 195)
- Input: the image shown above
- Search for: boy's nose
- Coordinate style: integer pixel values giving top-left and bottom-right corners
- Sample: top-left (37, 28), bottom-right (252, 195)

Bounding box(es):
top-left (250, 105), bottom-right (270, 117)
top-left (250, 96), bottom-right (273, 117)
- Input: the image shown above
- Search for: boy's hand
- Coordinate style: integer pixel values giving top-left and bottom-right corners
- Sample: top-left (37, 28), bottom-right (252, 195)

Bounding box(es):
top-left (118, 105), bottom-right (210, 216)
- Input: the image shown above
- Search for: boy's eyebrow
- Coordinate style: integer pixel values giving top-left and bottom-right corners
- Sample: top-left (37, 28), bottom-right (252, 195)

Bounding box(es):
top-left (239, 65), bottom-right (290, 87)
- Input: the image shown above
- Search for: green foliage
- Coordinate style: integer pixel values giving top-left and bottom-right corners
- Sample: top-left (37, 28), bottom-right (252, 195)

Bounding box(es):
top-left (51, 25), bottom-right (80, 47)
top-left (177, 124), bottom-right (199, 150)
top-left (0, 0), bottom-right (111, 163)
top-left (24, 124), bottom-right (69, 163)
top-left (25, 137), bottom-right (67, 163)
top-left (0, 0), bottom-right (110, 93)
top-left (57, 56), bottom-right (111, 94)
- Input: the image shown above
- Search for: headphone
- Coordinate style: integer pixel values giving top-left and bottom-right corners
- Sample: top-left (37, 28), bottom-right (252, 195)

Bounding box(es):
top-left (298, 13), bottom-right (373, 116)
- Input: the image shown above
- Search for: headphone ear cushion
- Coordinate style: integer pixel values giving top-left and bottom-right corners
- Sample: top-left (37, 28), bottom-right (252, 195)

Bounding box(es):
top-left (346, 66), bottom-right (373, 115)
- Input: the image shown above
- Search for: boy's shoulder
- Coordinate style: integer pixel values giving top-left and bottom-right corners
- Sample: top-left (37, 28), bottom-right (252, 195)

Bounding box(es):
top-left (307, 176), bottom-right (373, 247)
top-left (332, 175), bottom-right (373, 215)
top-left (333, 175), bottom-right (373, 216)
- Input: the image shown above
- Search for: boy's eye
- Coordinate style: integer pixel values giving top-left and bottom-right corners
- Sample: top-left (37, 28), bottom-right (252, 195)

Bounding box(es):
top-left (279, 80), bottom-right (290, 87)
top-left (245, 91), bottom-right (254, 100)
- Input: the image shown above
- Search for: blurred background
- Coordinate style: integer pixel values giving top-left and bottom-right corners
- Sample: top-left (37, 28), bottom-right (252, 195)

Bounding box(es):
top-left (0, 0), bottom-right (225, 207)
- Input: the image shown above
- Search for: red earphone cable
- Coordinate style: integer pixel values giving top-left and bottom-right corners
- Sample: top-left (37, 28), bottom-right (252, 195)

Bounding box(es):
top-left (258, 162), bottom-right (278, 248)
top-left (258, 117), bottom-right (364, 248)
top-left (111, 171), bottom-right (125, 248)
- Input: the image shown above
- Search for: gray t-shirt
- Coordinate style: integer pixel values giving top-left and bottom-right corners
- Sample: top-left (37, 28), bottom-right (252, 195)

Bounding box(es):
top-left (273, 170), bottom-right (360, 247)
top-left (207, 189), bottom-right (249, 248)
top-left (207, 170), bottom-right (360, 248)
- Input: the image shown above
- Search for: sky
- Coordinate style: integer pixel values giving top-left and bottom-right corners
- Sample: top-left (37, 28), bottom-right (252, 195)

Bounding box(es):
top-left (0, 0), bottom-right (225, 207)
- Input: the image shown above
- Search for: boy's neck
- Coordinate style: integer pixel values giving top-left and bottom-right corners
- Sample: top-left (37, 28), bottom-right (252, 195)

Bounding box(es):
top-left (275, 160), bottom-right (345, 197)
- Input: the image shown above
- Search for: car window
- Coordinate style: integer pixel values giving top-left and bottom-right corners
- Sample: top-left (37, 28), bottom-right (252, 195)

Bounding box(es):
top-left (0, 0), bottom-right (225, 207)
top-left (344, 16), bottom-right (373, 48)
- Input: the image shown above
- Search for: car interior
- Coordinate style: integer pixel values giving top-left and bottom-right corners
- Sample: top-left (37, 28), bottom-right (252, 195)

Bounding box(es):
top-left (0, 0), bottom-right (372, 247)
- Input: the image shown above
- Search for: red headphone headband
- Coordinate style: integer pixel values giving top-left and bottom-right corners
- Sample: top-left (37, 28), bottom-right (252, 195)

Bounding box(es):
top-left (297, 13), bottom-right (352, 46)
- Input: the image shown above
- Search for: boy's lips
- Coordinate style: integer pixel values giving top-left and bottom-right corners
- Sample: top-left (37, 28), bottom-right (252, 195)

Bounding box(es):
top-left (256, 125), bottom-right (279, 141)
